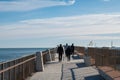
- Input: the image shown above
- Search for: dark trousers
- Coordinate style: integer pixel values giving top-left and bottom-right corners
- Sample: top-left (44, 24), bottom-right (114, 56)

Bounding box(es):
top-left (59, 53), bottom-right (62, 61)
top-left (67, 55), bottom-right (71, 61)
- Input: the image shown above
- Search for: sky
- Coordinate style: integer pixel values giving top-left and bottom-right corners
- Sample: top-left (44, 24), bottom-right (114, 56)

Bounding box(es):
top-left (0, 0), bottom-right (120, 48)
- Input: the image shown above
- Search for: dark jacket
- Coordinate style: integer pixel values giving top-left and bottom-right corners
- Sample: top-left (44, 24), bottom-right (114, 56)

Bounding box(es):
top-left (71, 45), bottom-right (74, 53)
top-left (65, 46), bottom-right (71, 56)
top-left (57, 46), bottom-right (63, 54)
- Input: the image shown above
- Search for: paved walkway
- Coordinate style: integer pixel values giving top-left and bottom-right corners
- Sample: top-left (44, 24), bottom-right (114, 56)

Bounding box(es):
top-left (26, 54), bottom-right (104, 80)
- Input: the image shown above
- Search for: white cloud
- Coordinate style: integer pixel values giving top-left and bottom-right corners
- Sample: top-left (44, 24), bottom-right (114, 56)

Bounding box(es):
top-left (0, 0), bottom-right (75, 11)
top-left (0, 14), bottom-right (120, 40)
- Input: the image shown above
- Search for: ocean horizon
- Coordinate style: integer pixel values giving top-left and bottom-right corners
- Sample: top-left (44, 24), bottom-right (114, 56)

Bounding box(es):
top-left (0, 48), bottom-right (49, 62)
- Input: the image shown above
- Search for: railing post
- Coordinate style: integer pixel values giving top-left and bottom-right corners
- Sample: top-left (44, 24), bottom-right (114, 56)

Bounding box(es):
top-left (0, 64), bottom-right (3, 80)
top-left (46, 49), bottom-right (52, 62)
top-left (36, 52), bottom-right (44, 72)
top-left (52, 48), bottom-right (56, 61)
top-left (83, 56), bottom-right (91, 66)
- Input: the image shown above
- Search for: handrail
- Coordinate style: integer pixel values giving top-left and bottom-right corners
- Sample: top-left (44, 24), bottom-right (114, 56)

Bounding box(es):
top-left (0, 48), bottom-right (57, 80)
top-left (0, 53), bottom-right (35, 64)
top-left (0, 57), bottom-right (36, 74)
top-left (74, 46), bottom-right (120, 71)
top-left (42, 50), bottom-right (48, 55)
top-left (0, 46), bottom-right (119, 80)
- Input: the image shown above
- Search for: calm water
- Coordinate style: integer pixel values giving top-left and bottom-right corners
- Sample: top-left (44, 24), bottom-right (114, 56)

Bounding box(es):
top-left (0, 48), bottom-right (48, 62)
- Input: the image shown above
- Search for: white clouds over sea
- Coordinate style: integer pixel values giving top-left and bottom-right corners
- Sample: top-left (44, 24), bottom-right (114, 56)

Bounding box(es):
top-left (0, 14), bottom-right (120, 41)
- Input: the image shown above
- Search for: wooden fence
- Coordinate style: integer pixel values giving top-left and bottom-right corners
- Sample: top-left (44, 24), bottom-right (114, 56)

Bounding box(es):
top-left (75, 46), bottom-right (85, 55)
top-left (0, 46), bottom-right (119, 80)
top-left (75, 46), bottom-right (120, 71)
top-left (87, 47), bottom-right (120, 71)
top-left (0, 48), bottom-right (56, 80)
top-left (0, 54), bottom-right (36, 80)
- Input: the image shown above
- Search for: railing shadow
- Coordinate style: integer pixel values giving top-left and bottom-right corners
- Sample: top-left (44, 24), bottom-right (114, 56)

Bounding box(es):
top-left (85, 75), bottom-right (105, 80)
top-left (61, 62), bottom-right (87, 80)
top-left (72, 55), bottom-right (83, 59)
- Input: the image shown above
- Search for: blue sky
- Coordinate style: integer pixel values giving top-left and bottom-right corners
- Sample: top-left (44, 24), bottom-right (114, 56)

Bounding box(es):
top-left (0, 0), bottom-right (120, 48)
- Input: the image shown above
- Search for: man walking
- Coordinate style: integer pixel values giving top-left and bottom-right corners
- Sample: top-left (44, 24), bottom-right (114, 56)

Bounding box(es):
top-left (71, 43), bottom-right (75, 56)
top-left (57, 44), bottom-right (64, 62)
top-left (65, 46), bottom-right (71, 61)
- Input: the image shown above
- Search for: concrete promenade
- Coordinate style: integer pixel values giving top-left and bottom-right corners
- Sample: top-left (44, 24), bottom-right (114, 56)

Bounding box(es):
top-left (26, 54), bottom-right (104, 80)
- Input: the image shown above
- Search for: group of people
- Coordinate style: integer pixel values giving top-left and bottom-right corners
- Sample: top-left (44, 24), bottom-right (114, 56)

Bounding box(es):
top-left (57, 43), bottom-right (74, 62)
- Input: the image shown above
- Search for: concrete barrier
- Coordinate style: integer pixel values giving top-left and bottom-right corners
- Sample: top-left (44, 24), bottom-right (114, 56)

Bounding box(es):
top-left (46, 49), bottom-right (52, 62)
top-left (36, 52), bottom-right (44, 72)
top-left (83, 56), bottom-right (91, 66)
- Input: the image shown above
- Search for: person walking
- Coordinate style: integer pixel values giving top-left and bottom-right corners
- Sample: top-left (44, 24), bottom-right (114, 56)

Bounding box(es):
top-left (65, 43), bottom-right (68, 50)
top-left (71, 43), bottom-right (75, 56)
top-left (65, 46), bottom-right (71, 61)
top-left (57, 44), bottom-right (64, 62)
top-left (64, 43), bottom-right (68, 56)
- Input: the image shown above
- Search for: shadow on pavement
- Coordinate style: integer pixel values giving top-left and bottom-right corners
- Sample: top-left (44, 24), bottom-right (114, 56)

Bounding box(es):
top-left (85, 75), bottom-right (105, 80)
top-left (76, 63), bottom-right (86, 68)
top-left (72, 55), bottom-right (81, 59)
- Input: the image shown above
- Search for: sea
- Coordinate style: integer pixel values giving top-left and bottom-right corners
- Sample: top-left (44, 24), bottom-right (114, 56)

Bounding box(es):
top-left (0, 48), bottom-right (48, 62)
